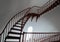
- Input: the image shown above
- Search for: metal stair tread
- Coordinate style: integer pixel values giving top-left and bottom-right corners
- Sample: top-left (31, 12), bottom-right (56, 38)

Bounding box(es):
top-left (17, 21), bottom-right (25, 24)
top-left (11, 28), bottom-right (21, 31)
top-left (15, 24), bottom-right (22, 26)
top-left (13, 26), bottom-right (23, 29)
top-left (15, 23), bottom-right (24, 25)
top-left (8, 32), bottom-right (21, 35)
top-left (8, 34), bottom-right (20, 37)
top-left (13, 25), bottom-right (22, 27)
top-left (11, 30), bottom-right (21, 33)
top-left (5, 39), bottom-right (19, 41)
top-left (5, 41), bottom-right (19, 42)
top-left (17, 19), bottom-right (22, 22)
top-left (6, 36), bottom-right (20, 39)
top-left (13, 26), bottom-right (22, 30)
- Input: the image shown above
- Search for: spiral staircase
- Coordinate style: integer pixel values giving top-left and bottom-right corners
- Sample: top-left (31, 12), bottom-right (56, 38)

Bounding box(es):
top-left (0, 0), bottom-right (60, 42)
top-left (5, 13), bottom-right (40, 42)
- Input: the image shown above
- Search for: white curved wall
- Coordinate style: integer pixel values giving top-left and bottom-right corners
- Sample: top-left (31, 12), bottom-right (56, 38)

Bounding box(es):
top-left (24, 5), bottom-right (60, 32)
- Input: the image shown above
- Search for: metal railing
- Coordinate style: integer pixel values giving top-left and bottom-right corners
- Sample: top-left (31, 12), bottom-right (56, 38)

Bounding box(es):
top-left (22, 32), bottom-right (60, 42)
top-left (0, 0), bottom-right (59, 42)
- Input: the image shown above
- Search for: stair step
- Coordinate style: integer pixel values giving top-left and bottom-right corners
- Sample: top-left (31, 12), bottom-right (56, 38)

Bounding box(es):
top-left (13, 27), bottom-right (21, 30)
top-left (5, 41), bottom-right (19, 42)
top-left (17, 19), bottom-right (22, 22)
top-left (11, 30), bottom-right (21, 33)
top-left (11, 28), bottom-right (21, 31)
top-left (6, 39), bottom-right (19, 41)
top-left (18, 21), bottom-right (25, 24)
top-left (14, 25), bottom-right (23, 28)
top-left (13, 25), bottom-right (21, 27)
top-left (6, 36), bottom-right (20, 39)
top-left (16, 24), bottom-right (21, 26)
top-left (16, 23), bottom-right (24, 25)
top-left (8, 34), bottom-right (20, 37)
top-left (8, 32), bottom-right (21, 35)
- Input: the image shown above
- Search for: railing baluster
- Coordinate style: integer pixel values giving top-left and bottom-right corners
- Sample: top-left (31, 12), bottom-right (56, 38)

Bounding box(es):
top-left (22, 32), bottom-right (60, 42)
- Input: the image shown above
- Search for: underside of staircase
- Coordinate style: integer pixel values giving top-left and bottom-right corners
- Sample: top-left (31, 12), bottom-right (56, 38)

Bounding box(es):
top-left (0, 0), bottom-right (60, 42)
